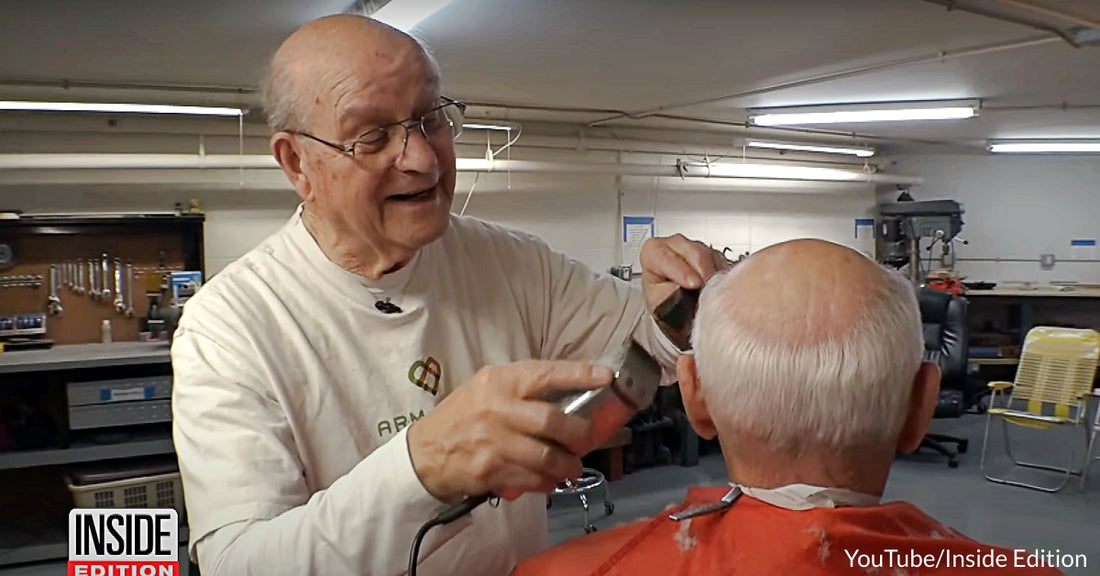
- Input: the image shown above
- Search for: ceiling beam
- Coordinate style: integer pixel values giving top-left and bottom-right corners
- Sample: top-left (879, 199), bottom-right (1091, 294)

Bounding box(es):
top-left (585, 33), bottom-right (1061, 127)
top-left (988, 0), bottom-right (1100, 31)
top-left (919, 0), bottom-right (1079, 47)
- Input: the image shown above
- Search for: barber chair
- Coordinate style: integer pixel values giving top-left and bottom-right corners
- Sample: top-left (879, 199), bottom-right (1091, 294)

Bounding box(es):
top-left (546, 469), bottom-right (614, 534)
top-left (916, 288), bottom-right (973, 468)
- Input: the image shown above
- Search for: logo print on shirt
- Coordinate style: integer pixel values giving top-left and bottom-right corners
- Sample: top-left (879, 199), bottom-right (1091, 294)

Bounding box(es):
top-left (408, 356), bottom-right (442, 396)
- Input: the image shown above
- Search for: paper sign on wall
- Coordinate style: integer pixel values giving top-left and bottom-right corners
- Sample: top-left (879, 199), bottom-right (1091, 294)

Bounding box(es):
top-left (1071, 238), bottom-right (1096, 260)
top-left (854, 218), bottom-right (875, 241)
top-left (622, 216), bottom-right (655, 269)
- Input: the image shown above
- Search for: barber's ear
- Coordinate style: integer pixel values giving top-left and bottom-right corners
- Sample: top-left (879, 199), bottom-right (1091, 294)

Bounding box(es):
top-left (678, 355), bottom-right (718, 440)
top-left (270, 132), bottom-right (313, 202)
top-left (896, 362), bottom-right (941, 454)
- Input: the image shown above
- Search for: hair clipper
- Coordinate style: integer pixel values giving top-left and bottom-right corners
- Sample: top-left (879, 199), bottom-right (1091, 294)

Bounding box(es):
top-left (429, 368), bottom-right (657, 523)
top-left (553, 368), bottom-right (657, 455)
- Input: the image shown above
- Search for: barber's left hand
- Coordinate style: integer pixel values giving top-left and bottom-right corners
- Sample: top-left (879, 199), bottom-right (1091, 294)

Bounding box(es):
top-left (640, 234), bottom-right (731, 345)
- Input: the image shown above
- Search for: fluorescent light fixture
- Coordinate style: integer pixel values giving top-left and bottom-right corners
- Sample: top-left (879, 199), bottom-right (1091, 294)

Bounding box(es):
top-left (463, 123), bottom-right (514, 131)
top-left (746, 140), bottom-right (875, 158)
top-left (681, 161), bottom-right (864, 181)
top-left (0, 100), bottom-right (244, 116)
top-left (369, 0), bottom-right (455, 32)
top-left (749, 100), bottom-right (979, 126)
top-left (988, 140), bottom-right (1100, 154)
top-left (677, 160), bottom-right (921, 185)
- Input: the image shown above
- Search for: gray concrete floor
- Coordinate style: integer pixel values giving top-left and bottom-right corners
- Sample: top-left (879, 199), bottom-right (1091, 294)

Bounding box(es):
top-left (547, 414), bottom-right (1100, 575)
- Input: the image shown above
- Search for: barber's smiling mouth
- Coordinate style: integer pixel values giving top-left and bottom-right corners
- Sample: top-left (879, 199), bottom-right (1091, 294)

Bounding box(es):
top-left (388, 186), bottom-right (437, 203)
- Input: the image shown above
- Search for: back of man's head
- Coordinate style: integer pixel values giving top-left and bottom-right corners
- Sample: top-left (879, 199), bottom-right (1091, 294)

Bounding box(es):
top-left (681, 238), bottom-right (937, 493)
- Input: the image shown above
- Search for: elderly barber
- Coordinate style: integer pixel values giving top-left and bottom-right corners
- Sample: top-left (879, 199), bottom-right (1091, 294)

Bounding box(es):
top-left (170, 13), bottom-right (726, 576)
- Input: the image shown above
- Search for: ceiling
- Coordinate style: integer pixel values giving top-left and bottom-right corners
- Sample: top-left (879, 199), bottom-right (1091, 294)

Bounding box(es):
top-left (1, 0), bottom-right (1099, 154)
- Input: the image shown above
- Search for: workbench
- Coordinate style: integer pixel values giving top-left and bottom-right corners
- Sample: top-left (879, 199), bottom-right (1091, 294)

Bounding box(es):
top-left (965, 286), bottom-right (1100, 368)
top-left (967, 287), bottom-right (1100, 298)
top-left (0, 342), bottom-right (170, 374)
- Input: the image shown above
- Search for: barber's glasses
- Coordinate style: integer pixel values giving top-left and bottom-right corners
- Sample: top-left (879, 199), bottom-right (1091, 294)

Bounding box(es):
top-left (292, 97), bottom-right (466, 160)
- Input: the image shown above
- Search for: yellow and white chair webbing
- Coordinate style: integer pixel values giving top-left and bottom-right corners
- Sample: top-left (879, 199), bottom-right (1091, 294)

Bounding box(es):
top-left (980, 327), bottom-right (1100, 492)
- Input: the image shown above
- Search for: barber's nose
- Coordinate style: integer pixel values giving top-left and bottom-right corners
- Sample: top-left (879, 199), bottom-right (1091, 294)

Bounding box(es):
top-left (394, 125), bottom-right (439, 174)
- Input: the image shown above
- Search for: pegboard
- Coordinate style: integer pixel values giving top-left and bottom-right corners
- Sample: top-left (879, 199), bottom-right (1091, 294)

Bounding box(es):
top-left (0, 215), bottom-right (204, 345)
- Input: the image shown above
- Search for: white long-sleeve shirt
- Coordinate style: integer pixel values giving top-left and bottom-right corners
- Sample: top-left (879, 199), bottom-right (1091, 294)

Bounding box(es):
top-left (170, 206), bottom-right (680, 576)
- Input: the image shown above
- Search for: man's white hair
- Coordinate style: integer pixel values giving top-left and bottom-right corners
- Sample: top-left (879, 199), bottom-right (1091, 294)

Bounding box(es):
top-left (691, 248), bottom-right (924, 453)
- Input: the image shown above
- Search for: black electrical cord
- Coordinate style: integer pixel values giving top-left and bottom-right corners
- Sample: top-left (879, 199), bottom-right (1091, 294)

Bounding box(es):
top-left (408, 518), bottom-right (441, 576)
top-left (406, 362), bottom-right (651, 575)
top-left (408, 494), bottom-right (491, 576)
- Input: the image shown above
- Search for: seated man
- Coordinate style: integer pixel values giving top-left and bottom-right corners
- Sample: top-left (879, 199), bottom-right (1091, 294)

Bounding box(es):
top-left (513, 239), bottom-right (1063, 576)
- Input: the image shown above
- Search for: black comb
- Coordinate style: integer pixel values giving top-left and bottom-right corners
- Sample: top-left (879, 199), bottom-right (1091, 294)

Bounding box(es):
top-left (653, 288), bottom-right (701, 330)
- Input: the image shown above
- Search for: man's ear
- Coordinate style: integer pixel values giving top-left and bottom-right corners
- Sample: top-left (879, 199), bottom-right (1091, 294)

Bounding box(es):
top-left (678, 354), bottom-right (718, 440)
top-left (896, 362), bottom-right (941, 454)
top-left (270, 132), bottom-right (313, 202)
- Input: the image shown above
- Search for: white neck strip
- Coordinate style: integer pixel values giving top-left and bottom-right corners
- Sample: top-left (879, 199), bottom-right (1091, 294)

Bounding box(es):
top-left (733, 483), bottom-right (881, 510)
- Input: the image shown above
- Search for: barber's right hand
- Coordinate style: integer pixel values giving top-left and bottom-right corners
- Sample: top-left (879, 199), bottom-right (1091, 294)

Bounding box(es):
top-left (406, 360), bottom-right (614, 503)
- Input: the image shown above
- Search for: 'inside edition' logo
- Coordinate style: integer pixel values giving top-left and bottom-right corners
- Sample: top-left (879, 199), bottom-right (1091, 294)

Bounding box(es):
top-left (68, 508), bottom-right (179, 576)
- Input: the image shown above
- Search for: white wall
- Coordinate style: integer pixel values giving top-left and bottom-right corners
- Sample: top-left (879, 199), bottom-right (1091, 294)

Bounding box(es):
top-left (885, 154), bottom-right (1100, 285)
top-left (452, 145), bottom-right (878, 275)
top-left (621, 177), bottom-right (876, 265)
top-left (0, 122), bottom-right (879, 276)
top-left (454, 172), bottom-right (877, 276)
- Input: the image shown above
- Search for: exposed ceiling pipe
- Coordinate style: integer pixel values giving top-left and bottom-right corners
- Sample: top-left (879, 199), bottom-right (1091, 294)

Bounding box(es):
top-left (456, 134), bottom-right (876, 167)
top-left (646, 113), bottom-right (899, 142)
top-left (0, 77), bottom-right (256, 95)
top-left (919, 0), bottom-right (1079, 46)
top-left (988, 0), bottom-right (1100, 31)
top-left (0, 154), bottom-right (921, 185)
top-left (460, 159), bottom-right (675, 177)
top-left (465, 102), bottom-right (918, 144)
top-left (0, 81), bottom-right (263, 115)
top-left (0, 154), bottom-right (280, 170)
top-left (586, 34), bottom-right (1061, 127)
top-left (646, 113), bottom-right (982, 150)
top-left (463, 101), bottom-right (631, 117)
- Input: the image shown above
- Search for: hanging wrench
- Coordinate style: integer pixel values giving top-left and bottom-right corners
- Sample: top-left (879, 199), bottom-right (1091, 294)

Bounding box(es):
top-left (89, 258), bottom-right (100, 300)
top-left (113, 257), bottom-right (125, 312)
top-left (94, 256), bottom-right (104, 300)
top-left (125, 260), bottom-right (135, 318)
top-left (47, 264), bottom-right (63, 315)
top-left (77, 259), bottom-right (86, 296)
top-left (101, 254), bottom-right (112, 302)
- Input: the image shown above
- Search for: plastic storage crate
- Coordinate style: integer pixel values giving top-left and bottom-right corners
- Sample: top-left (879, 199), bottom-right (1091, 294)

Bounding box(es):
top-left (66, 456), bottom-right (186, 519)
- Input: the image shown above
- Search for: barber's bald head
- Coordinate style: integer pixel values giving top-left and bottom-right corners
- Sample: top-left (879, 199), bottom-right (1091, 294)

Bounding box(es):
top-left (678, 239), bottom-right (939, 492)
top-left (262, 14), bottom-right (440, 133)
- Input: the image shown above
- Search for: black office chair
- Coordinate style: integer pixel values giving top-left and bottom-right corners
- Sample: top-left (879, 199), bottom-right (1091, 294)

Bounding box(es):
top-left (916, 288), bottom-right (972, 468)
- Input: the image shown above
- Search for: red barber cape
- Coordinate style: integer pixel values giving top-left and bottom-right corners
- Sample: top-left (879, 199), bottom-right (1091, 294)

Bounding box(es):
top-left (512, 487), bottom-right (1064, 576)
